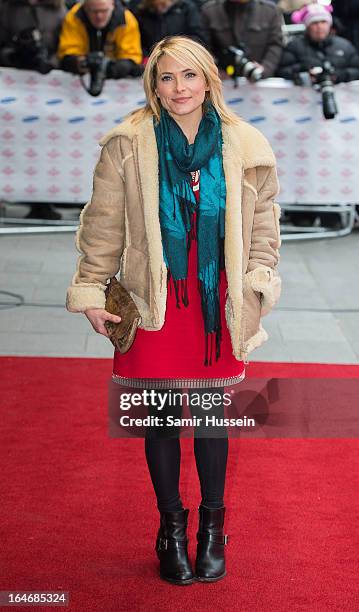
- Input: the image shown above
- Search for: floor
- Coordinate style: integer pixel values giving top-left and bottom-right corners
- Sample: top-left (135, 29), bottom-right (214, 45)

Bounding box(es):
top-left (1, 203), bottom-right (359, 363)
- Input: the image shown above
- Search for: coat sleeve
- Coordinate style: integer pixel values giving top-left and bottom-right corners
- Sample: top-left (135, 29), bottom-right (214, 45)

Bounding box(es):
top-left (276, 40), bottom-right (303, 80)
top-left (261, 9), bottom-right (285, 78)
top-left (66, 137), bottom-right (126, 313)
top-left (200, 5), bottom-right (215, 56)
top-left (246, 165), bottom-right (282, 316)
top-left (114, 9), bottom-right (142, 64)
top-left (184, 1), bottom-right (209, 47)
top-left (336, 40), bottom-right (359, 82)
top-left (57, 10), bottom-right (88, 60)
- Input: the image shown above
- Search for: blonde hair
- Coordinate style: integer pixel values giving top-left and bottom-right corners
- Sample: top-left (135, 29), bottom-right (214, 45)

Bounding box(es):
top-left (129, 36), bottom-right (241, 126)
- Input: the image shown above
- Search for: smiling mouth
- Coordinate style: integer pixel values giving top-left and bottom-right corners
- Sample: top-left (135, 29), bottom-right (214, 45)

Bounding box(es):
top-left (173, 98), bottom-right (191, 102)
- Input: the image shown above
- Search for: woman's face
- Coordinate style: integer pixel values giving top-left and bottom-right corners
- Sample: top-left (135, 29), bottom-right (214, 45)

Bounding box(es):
top-left (155, 54), bottom-right (209, 122)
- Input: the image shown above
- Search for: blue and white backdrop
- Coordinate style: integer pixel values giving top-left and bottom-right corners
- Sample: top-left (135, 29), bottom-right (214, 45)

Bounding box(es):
top-left (1, 68), bottom-right (359, 204)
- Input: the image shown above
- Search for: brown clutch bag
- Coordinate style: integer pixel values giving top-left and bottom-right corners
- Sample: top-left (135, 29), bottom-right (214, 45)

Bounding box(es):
top-left (104, 277), bottom-right (141, 354)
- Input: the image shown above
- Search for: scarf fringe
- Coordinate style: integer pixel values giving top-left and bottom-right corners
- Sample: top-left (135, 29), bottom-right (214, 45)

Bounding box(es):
top-left (204, 327), bottom-right (222, 367)
top-left (198, 265), bottom-right (222, 366)
top-left (167, 258), bottom-right (223, 366)
top-left (170, 277), bottom-right (189, 309)
top-left (167, 229), bottom-right (224, 366)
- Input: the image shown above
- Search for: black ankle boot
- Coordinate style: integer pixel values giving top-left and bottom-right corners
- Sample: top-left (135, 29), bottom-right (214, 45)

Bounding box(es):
top-left (195, 505), bottom-right (229, 582)
top-left (155, 508), bottom-right (195, 585)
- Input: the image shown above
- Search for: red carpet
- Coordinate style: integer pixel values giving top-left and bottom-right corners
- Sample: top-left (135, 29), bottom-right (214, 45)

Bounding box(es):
top-left (1, 357), bottom-right (359, 611)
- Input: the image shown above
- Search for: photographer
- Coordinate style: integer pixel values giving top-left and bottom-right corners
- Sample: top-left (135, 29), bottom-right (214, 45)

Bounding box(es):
top-left (57, 0), bottom-right (143, 80)
top-left (0, 0), bottom-right (66, 219)
top-left (0, 0), bottom-right (66, 74)
top-left (277, 4), bottom-right (359, 85)
top-left (277, 3), bottom-right (359, 229)
top-left (201, 0), bottom-right (284, 79)
top-left (128, 0), bottom-right (208, 58)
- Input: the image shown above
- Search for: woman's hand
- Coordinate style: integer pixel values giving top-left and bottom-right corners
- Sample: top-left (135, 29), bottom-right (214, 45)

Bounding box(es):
top-left (84, 308), bottom-right (121, 337)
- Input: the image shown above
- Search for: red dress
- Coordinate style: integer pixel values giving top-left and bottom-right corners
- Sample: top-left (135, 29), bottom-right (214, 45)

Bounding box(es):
top-left (113, 170), bottom-right (245, 388)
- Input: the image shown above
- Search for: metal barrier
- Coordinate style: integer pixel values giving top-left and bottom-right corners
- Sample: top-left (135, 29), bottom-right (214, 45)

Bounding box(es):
top-left (280, 203), bottom-right (356, 241)
top-left (1, 202), bottom-right (355, 240)
top-left (1, 68), bottom-right (358, 240)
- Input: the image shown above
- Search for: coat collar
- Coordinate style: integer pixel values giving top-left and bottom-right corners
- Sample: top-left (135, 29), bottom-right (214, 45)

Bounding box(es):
top-left (99, 112), bottom-right (276, 170)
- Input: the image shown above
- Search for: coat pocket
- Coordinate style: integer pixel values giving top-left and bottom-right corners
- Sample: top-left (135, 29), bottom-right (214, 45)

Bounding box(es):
top-left (119, 245), bottom-right (150, 303)
top-left (240, 272), bottom-right (262, 350)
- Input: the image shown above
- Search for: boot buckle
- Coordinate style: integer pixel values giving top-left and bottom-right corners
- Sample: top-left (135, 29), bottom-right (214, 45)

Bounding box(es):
top-left (197, 532), bottom-right (229, 545)
top-left (157, 537), bottom-right (168, 551)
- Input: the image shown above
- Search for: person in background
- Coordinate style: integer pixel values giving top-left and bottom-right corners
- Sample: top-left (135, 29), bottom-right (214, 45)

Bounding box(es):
top-left (0, 0), bottom-right (67, 220)
top-left (57, 0), bottom-right (143, 78)
top-left (201, 0), bottom-right (284, 79)
top-left (277, 2), bottom-right (359, 229)
top-left (0, 0), bottom-right (66, 73)
top-left (277, 3), bottom-right (359, 83)
top-left (332, 1), bottom-right (359, 52)
top-left (128, 0), bottom-right (208, 57)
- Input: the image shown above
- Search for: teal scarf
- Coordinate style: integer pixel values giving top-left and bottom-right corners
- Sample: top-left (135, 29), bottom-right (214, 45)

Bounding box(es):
top-left (153, 102), bottom-right (226, 365)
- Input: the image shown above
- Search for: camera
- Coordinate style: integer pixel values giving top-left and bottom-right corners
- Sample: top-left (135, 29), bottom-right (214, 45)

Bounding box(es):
top-left (310, 61), bottom-right (338, 120)
top-left (81, 51), bottom-right (110, 97)
top-left (226, 45), bottom-right (264, 83)
top-left (11, 27), bottom-right (52, 74)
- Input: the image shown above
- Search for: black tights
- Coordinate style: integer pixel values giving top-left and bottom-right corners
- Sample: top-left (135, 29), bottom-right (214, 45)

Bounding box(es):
top-left (144, 388), bottom-right (228, 512)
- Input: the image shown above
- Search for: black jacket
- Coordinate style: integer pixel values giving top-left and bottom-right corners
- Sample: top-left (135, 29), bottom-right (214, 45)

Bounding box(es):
top-left (332, 1), bottom-right (359, 20)
top-left (201, 0), bottom-right (284, 78)
top-left (277, 33), bottom-right (359, 83)
top-left (0, 0), bottom-right (66, 67)
top-left (129, 0), bottom-right (207, 56)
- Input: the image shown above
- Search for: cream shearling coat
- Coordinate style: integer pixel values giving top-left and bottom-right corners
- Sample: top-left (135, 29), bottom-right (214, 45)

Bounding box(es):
top-left (66, 113), bottom-right (282, 363)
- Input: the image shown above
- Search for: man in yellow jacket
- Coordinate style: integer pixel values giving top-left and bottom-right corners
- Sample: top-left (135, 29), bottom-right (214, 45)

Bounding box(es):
top-left (58, 0), bottom-right (143, 78)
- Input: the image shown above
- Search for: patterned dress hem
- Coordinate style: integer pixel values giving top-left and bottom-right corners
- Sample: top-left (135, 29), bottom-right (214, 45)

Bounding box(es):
top-left (111, 370), bottom-right (246, 389)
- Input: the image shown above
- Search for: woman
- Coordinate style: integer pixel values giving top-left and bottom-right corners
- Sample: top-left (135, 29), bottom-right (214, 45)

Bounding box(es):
top-left (66, 36), bottom-right (282, 585)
